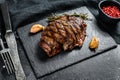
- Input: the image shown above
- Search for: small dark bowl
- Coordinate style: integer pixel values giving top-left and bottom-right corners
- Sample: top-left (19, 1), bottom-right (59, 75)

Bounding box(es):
top-left (98, 0), bottom-right (120, 24)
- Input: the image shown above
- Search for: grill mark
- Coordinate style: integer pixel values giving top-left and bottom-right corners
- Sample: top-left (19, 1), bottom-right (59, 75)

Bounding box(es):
top-left (45, 21), bottom-right (65, 46)
top-left (40, 15), bottom-right (87, 57)
top-left (41, 36), bottom-right (54, 47)
top-left (66, 17), bottom-right (78, 49)
top-left (41, 36), bottom-right (61, 55)
top-left (60, 17), bottom-right (76, 50)
top-left (55, 20), bottom-right (70, 50)
top-left (74, 19), bottom-right (86, 41)
top-left (70, 17), bottom-right (84, 46)
top-left (54, 20), bottom-right (67, 42)
top-left (41, 30), bottom-right (64, 48)
top-left (39, 41), bottom-right (52, 56)
top-left (42, 20), bottom-right (65, 50)
top-left (75, 17), bottom-right (83, 26)
top-left (76, 18), bottom-right (86, 45)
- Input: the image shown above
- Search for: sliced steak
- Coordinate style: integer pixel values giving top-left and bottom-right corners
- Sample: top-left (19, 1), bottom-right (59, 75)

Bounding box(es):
top-left (40, 15), bottom-right (87, 57)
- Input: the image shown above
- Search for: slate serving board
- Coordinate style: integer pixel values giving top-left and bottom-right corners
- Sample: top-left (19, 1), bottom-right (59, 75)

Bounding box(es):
top-left (17, 6), bottom-right (117, 78)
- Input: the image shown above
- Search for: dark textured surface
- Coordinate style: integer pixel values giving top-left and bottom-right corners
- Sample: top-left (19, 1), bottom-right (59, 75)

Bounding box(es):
top-left (0, 0), bottom-right (120, 80)
top-left (6, 0), bottom-right (84, 30)
top-left (17, 6), bottom-right (117, 78)
top-left (39, 45), bottom-right (120, 80)
top-left (5, 0), bottom-right (120, 44)
top-left (40, 15), bottom-right (86, 57)
top-left (17, 40), bottom-right (36, 80)
top-left (0, 40), bottom-right (36, 80)
top-left (84, 0), bottom-right (120, 44)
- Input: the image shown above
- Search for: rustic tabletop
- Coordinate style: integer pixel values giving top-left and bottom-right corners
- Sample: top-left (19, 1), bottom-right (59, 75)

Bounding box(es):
top-left (0, 0), bottom-right (120, 80)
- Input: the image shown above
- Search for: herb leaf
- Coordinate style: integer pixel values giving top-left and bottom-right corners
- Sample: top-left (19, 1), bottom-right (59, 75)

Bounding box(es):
top-left (48, 13), bottom-right (92, 22)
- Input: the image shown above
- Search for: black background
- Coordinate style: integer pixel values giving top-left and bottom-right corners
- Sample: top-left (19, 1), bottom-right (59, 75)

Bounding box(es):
top-left (0, 0), bottom-right (120, 80)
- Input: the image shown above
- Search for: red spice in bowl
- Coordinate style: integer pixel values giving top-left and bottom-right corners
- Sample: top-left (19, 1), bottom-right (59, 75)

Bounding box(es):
top-left (102, 5), bottom-right (120, 18)
top-left (98, 0), bottom-right (120, 23)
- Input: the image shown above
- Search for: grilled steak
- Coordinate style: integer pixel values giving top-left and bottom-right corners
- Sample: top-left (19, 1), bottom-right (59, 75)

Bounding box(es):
top-left (40, 15), bottom-right (87, 57)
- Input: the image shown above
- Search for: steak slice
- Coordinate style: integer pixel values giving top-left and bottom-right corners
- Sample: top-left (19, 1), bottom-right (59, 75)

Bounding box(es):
top-left (40, 15), bottom-right (87, 57)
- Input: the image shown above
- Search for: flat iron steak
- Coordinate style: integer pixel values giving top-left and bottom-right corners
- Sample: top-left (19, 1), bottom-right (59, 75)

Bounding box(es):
top-left (40, 15), bottom-right (87, 57)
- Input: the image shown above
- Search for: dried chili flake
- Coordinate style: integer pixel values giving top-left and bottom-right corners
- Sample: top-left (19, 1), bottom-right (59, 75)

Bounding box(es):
top-left (102, 5), bottom-right (120, 18)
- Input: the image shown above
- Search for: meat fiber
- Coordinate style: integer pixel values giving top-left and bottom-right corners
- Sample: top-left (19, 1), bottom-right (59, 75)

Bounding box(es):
top-left (40, 15), bottom-right (87, 57)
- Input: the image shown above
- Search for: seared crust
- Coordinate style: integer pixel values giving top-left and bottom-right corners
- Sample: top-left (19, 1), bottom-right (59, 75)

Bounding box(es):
top-left (40, 15), bottom-right (87, 57)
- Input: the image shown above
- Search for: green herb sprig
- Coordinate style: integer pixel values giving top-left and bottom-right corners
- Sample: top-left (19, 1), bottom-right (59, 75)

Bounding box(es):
top-left (48, 15), bottom-right (61, 22)
top-left (71, 13), bottom-right (92, 20)
top-left (48, 13), bottom-right (92, 22)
